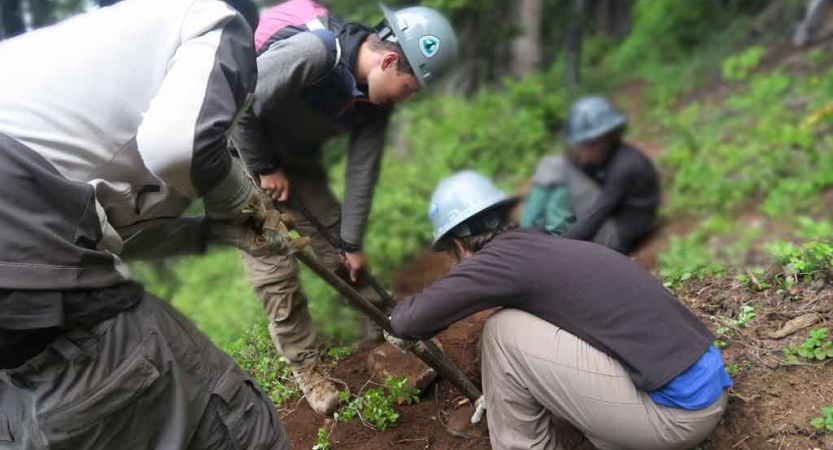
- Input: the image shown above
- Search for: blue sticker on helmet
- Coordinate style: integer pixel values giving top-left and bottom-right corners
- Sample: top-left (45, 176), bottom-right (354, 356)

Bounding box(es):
top-left (419, 35), bottom-right (440, 59)
top-left (429, 203), bottom-right (440, 218)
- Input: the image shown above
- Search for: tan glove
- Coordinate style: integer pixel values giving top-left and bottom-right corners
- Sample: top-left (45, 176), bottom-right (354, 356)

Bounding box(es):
top-left (204, 160), bottom-right (312, 257)
top-left (209, 206), bottom-right (311, 257)
top-left (208, 214), bottom-right (287, 257)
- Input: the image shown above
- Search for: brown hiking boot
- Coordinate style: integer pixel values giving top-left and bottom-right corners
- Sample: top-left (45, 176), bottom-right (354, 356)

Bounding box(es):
top-left (293, 364), bottom-right (340, 415)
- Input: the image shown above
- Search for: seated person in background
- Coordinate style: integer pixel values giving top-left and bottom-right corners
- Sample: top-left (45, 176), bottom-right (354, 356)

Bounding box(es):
top-left (522, 96), bottom-right (659, 254)
top-left (389, 170), bottom-right (731, 450)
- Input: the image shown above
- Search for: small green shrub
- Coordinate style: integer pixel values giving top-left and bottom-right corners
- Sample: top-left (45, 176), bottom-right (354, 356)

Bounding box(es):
top-left (725, 360), bottom-right (752, 377)
top-left (312, 427), bottom-right (332, 450)
top-left (658, 217), bottom-right (733, 287)
top-left (224, 323), bottom-right (299, 407)
top-left (722, 46), bottom-right (765, 81)
top-left (334, 376), bottom-right (419, 431)
top-left (783, 328), bottom-right (833, 363)
top-left (810, 406), bottom-right (833, 432)
top-left (767, 241), bottom-right (833, 279)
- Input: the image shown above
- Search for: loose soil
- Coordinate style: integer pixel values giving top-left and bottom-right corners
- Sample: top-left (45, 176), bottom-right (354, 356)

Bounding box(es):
top-left (282, 243), bottom-right (833, 450)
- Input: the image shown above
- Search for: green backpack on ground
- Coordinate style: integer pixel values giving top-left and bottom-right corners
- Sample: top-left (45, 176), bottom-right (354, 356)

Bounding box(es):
top-left (521, 154), bottom-right (577, 236)
top-left (520, 184), bottom-right (576, 236)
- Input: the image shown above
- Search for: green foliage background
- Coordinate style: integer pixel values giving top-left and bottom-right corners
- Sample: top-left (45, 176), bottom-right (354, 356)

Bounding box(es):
top-left (125, 1), bottom-right (833, 352)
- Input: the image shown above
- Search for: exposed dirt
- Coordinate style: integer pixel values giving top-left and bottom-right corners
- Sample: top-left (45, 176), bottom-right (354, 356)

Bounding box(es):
top-left (282, 247), bottom-right (833, 450)
top-left (679, 277), bottom-right (833, 450)
top-left (280, 253), bottom-right (493, 449)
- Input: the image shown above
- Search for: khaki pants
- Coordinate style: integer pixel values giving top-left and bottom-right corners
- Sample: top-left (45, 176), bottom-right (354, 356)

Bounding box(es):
top-left (239, 166), bottom-right (381, 368)
top-left (0, 294), bottom-right (288, 450)
top-left (482, 309), bottom-right (727, 450)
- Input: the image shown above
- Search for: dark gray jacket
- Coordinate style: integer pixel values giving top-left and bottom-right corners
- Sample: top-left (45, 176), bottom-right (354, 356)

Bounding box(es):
top-left (0, 134), bottom-right (126, 291)
top-left (390, 228), bottom-right (713, 392)
top-left (230, 25), bottom-right (391, 249)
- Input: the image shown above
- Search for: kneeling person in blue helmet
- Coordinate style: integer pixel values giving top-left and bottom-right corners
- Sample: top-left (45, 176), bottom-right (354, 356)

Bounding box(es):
top-left (521, 96), bottom-right (659, 254)
top-left (389, 171), bottom-right (731, 450)
top-left (229, 0), bottom-right (459, 415)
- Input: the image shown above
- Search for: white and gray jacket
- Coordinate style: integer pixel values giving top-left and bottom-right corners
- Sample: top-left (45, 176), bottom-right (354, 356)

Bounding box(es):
top-left (0, 0), bottom-right (256, 260)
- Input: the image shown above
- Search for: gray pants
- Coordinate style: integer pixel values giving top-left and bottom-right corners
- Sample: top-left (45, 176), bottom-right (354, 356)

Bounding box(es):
top-left (563, 159), bottom-right (623, 249)
top-left (562, 157), bottom-right (654, 253)
top-left (0, 295), bottom-right (288, 450)
top-left (482, 309), bottom-right (727, 450)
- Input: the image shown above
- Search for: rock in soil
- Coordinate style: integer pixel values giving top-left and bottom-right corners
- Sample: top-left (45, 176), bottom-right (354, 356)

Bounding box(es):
top-left (367, 342), bottom-right (438, 395)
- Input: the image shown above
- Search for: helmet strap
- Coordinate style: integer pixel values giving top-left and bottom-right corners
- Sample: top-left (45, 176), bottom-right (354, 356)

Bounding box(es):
top-left (450, 211), bottom-right (501, 238)
top-left (373, 20), bottom-right (398, 43)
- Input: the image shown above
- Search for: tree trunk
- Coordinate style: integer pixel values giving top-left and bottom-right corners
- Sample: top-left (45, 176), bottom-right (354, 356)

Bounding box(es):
top-left (509, 0), bottom-right (543, 78)
top-left (441, 19), bottom-right (484, 95)
top-left (29, 0), bottom-right (57, 28)
top-left (1, 0), bottom-right (26, 40)
top-left (794, 0), bottom-right (832, 47)
top-left (594, 0), bottom-right (634, 39)
top-left (564, 0), bottom-right (587, 88)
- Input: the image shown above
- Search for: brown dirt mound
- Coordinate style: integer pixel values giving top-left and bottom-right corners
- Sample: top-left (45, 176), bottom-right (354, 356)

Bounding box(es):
top-left (283, 249), bottom-right (833, 450)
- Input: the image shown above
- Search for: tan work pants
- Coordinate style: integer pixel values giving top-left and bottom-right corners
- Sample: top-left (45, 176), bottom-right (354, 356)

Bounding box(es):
top-left (482, 308), bottom-right (727, 450)
top-left (239, 166), bottom-right (381, 368)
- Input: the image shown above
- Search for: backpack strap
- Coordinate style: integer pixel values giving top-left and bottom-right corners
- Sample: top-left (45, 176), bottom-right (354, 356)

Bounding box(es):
top-left (306, 28), bottom-right (342, 83)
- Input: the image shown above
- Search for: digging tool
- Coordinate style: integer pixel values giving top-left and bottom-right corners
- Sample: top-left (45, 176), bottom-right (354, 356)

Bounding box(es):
top-left (290, 198), bottom-right (399, 313)
top-left (281, 199), bottom-right (482, 402)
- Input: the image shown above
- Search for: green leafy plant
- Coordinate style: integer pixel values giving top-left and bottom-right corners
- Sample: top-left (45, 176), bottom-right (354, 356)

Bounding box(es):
top-left (767, 241), bottom-right (833, 280)
top-left (658, 217), bottom-right (730, 288)
top-left (722, 46), bottom-right (765, 81)
top-left (714, 326), bottom-right (731, 349)
top-left (327, 346), bottom-right (355, 361)
top-left (656, 64), bottom-right (832, 221)
top-left (798, 328), bottom-right (833, 360)
top-left (384, 376), bottom-right (420, 406)
top-left (361, 387), bottom-right (401, 431)
top-left (783, 328), bottom-right (833, 363)
top-left (312, 427), bottom-right (332, 450)
top-left (712, 305), bottom-right (755, 349)
top-left (225, 324), bottom-right (299, 407)
top-left (796, 217), bottom-right (833, 241)
top-left (810, 406), bottom-right (833, 432)
top-left (726, 305), bottom-right (756, 328)
top-left (725, 360), bottom-right (752, 377)
top-left (334, 376), bottom-right (419, 431)
top-left (334, 389), bottom-right (361, 424)
top-left (735, 267), bottom-right (771, 292)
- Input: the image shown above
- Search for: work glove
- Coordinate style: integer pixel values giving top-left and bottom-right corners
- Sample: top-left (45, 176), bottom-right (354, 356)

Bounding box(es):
top-left (470, 395), bottom-right (487, 424)
top-left (208, 210), bottom-right (290, 257)
top-left (204, 159), bottom-right (306, 257)
top-left (203, 159), bottom-right (267, 225)
top-left (383, 328), bottom-right (417, 352)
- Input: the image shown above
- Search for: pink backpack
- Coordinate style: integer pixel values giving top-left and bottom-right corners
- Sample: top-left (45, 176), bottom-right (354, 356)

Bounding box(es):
top-left (254, 0), bottom-right (333, 54)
